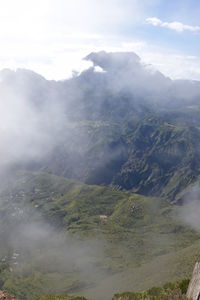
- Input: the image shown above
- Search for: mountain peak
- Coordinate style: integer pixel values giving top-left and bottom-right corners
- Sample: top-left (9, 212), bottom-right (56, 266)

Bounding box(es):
top-left (84, 51), bottom-right (140, 71)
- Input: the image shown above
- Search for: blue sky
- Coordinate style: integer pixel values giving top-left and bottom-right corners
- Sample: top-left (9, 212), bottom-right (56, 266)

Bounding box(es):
top-left (0, 0), bottom-right (200, 80)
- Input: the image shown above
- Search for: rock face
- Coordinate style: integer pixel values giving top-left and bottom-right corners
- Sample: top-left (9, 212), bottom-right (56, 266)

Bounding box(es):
top-left (0, 291), bottom-right (18, 300)
top-left (187, 262), bottom-right (200, 300)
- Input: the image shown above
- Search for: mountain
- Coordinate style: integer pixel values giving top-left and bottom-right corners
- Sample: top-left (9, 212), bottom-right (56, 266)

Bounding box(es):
top-left (1, 51), bottom-right (200, 201)
top-left (0, 171), bottom-right (199, 300)
top-left (1, 51), bottom-right (200, 299)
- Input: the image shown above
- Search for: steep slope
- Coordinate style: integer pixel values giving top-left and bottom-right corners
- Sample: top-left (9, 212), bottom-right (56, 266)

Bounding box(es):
top-left (1, 52), bottom-right (200, 201)
top-left (41, 116), bottom-right (200, 201)
top-left (1, 51), bottom-right (200, 300)
top-left (113, 118), bottom-right (200, 201)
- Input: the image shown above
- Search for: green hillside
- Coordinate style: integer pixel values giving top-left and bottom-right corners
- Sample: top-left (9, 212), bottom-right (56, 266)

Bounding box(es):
top-left (0, 172), bottom-right (199, 300)
top-left (42, 114), bottom-right (200, 202)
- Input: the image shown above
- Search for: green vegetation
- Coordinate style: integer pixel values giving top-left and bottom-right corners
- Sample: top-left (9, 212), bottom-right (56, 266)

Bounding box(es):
top-left (2, 52), bottom-right (200, 300)
top-left (36, 295), bottom-right (87, 300)
top-left (33, 278), bottom-right (190, 300)
top-left (0, 172), bottom-right (199, 300)
top-left (43, 111), bottom-right (200, 202)
top-left (112, 279), bottom-right (190, 300)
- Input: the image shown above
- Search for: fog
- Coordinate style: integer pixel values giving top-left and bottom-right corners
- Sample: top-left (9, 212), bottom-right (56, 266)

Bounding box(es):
top-left (1, 51), bottom-right (200, 171)
top-left (8, 221), bottom-right (108, 293)
top-left (1, 51), bottom-right (200, 299)
top-left (178, 183), bottom-right (200, 232)
top-left (0, 69), bottom-right (65, 170)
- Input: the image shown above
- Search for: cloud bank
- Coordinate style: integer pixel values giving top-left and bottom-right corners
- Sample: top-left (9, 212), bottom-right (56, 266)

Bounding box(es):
top-left (1, 50), bottom-right (200, 177)
top-left (1, 1), bottom-right (200, 81)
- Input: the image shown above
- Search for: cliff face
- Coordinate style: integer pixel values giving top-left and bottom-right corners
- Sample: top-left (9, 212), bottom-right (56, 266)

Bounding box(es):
top-left (187, 262), bottom-right (200, 300)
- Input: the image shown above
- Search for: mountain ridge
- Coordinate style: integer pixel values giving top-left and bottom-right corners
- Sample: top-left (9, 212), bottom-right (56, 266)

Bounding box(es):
top-left (1, 51), bottom-right (200, 201)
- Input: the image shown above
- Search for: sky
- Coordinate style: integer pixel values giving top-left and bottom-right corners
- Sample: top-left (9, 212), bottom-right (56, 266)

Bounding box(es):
top-left (0, 0), bottom-right (200, 80)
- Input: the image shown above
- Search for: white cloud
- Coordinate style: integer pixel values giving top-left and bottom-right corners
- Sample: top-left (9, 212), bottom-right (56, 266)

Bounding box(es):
top-left (120, 41), bottom-right (200, 81)
top-left (140, 51), bottom-right (200, 81)
top-left (146, 17), bottom-right (200, 33)
top-left (146, 17), bottom-right (162, 27)
top-left (0, 0), bottom-right (151, 79)
top-left (1, 33), bottom-right (200, 82)
top-left (0, 1), bottom-right (200, 81)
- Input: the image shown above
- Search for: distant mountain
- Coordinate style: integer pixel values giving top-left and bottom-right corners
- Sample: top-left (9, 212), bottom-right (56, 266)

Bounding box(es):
top-left (1, 51), bottom-right (200, 201)
top-left (2, 51), bottom-right (200, 300)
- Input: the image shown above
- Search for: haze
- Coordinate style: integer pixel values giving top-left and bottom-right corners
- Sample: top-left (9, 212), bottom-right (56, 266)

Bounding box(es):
top-left (0, 0), bottom-right (200, 80)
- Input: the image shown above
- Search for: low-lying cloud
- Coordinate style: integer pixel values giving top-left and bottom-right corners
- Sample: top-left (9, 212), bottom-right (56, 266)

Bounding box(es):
top-left (1, 51), bottom-right (200, 174)
top-left (178, 183), bottom-right (200, 232)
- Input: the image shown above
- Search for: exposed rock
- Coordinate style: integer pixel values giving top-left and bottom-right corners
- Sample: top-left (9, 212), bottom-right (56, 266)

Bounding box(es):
top-left (99, 214), bottom-right (108, 222)
top-left (187, 262), bottom-right (200, 300)
top-left (0, 291), bottom-right (19, 300)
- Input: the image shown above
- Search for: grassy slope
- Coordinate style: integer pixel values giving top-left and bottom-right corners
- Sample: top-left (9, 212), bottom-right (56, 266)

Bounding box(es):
top-left (0, 172), bottom-right (199, 299)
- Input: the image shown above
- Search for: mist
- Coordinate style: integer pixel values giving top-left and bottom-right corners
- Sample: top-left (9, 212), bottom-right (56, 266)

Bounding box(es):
top-left (6, 221), bottom-right (108, 294)
top-left (0, 69), bottom-right (66, 171)
top-left (1, 51), bottom-right (200, 299)
top-left (178, 183), bottom-right (200, 232)
top-left (1, 51), bottom-right (200, 171)
top-left (0, 174), bottom-right (112, 299)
